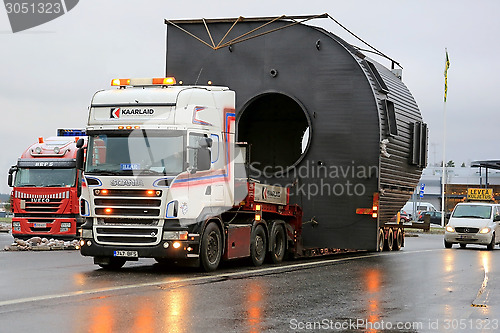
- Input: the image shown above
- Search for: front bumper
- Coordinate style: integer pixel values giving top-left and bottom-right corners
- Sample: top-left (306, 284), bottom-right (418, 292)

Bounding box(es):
top-left (444, 232), bottom-right (493, 245)
top-left (80, 238), bottom-right (199, 260)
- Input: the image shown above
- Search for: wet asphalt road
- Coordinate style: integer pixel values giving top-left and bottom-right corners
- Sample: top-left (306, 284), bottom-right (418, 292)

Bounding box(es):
top-left (1, 232), bottom-right (499, 333)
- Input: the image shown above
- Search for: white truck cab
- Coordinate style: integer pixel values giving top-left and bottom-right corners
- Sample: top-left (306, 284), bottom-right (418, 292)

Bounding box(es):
top-left (79, 77), bottom-right (248, 269)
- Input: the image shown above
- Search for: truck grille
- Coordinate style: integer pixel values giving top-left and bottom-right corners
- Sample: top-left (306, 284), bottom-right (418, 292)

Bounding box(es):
top-left (93, 190), bottom-right (162, 218)
top-left (14, 190), bottom-right (70, 214)
top-left (94, 225), bottom-right (162, 246)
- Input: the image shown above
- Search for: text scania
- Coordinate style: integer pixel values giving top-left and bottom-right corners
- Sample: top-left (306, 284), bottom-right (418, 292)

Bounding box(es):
top-left (110, 179), bottom-right (144, 186)
top-left (122, 108), bottom-right (155, 115)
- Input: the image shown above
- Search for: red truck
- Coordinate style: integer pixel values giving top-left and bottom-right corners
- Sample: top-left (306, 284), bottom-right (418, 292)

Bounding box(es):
top-left (8, 129), bottom-right (87, 240)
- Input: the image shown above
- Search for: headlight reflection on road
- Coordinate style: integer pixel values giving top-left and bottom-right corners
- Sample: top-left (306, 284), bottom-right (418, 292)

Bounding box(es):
top-left (161, 282), bottom-right (189, 333)
top-left (443, 251), bottom-right (455, 274)
top-left (89, 304), bottom-right (115, 333)
top-left (363, 268), bottom-right (381, 333)
top-left (245, 280), bottom-right (265, 333)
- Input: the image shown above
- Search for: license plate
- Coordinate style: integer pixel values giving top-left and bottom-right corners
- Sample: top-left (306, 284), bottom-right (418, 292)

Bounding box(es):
top-left (34, 223), bottom-right (47, 228)
top-left (458, 235), bottom-right (472, 240)
top-left (114, 250), bottom-right (138, 257)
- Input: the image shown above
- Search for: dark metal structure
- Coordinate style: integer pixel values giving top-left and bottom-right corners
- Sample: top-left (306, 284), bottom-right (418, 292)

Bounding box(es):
top-left (164, 15), bottom-right (427, 250)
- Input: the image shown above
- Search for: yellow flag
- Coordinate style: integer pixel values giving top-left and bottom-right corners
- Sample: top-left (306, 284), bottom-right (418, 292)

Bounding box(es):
top-left (444, 49), bottom-right (450, 102)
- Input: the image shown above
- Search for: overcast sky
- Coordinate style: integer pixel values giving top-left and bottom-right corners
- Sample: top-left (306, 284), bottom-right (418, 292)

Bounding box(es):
top-left (1, 0), bottom-right (499, 193)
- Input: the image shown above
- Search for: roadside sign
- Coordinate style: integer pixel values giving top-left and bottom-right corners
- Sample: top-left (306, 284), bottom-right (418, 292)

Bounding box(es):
top-left (467, 188), bottom-right (493, 201)
top-left (419, 183), bottom-right (425, 198)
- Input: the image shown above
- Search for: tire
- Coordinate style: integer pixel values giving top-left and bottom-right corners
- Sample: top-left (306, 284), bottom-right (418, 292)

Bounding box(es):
top-left (459, 243), bottom-right (467, 249)
top-left (392, 229), bottom-right (403, 251)
top-left (444, 240), bottom-right (453, 248)
top-left (377, 228), bottom-right (385, 252)
top-left (97, 257), bottom-right (126, 270)
top-left (400, 218), bottom-right (406, 224)
top-left (269, 224), bottom-right (286, 264)
top-left (200, 222), bottom-right (222, 272)
top-left (250, 224), bottom-right (267, 266)
top-left (384, 228), bottom-right (393, 251)
top-left (487, 233), bottom-right (495, 251)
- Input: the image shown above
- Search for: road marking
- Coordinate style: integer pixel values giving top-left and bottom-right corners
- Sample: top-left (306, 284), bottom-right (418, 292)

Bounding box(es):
top-left (471, 255), bottom-right (490, 308)
top-left (0, 248), bottom-right (439, 308)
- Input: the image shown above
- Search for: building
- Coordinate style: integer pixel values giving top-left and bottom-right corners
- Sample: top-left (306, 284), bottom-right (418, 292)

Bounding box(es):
top-left (413, 164), bottom-right (500, 213)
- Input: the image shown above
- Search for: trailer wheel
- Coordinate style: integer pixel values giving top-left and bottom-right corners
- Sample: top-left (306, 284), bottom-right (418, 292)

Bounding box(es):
top-left (200, 222), bottom-right (222, 272)
top-left (269, 224), bottom-right (286, 264)
top-left (97, 257), bottom-right (126, 270)
top-left (377, 229), bottom-right (385, 252)
top-left (392, 229), bottom-right (403, 251)
top-left (384, 228), bottom-right (394, 251)
top-left (250, 224), bottom-right (267, 266)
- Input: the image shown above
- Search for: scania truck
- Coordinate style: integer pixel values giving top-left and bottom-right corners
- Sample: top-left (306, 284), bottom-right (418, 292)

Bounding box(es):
top-left (78, 78), bottom-right (304, 270)
top-left (8, 129), bottom-right (87, 239)
top-left (78, 15), bottom-right (427, 270)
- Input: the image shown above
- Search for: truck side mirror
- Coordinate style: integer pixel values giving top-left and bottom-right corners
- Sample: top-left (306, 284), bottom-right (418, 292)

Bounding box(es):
top-left (76, 138), bottom-right (84, 149)
top-left (76, 148), bottom-right (85, 170)
top-left (204, 137), bottom-right (213, 148)
top-left (197, 147), bottom-right (211, 171)
top-left (7, 166), bottom-right (17, 187)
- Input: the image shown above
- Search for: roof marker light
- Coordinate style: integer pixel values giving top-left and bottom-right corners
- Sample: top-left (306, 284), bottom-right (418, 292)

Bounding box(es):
top-left (152, 77), bottom-right (176, 85)
top-left (111, 78), bottom-right (130, 86)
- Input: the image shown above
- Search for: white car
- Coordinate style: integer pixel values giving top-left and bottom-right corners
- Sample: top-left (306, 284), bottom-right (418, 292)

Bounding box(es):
top-left (444, 202), bottom-right (500, 250)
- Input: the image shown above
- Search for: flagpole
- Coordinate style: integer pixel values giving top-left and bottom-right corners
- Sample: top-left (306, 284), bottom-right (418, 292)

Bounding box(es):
top-left (441, 48), bottom-right (450, 227)
top-left (440, 101), bottom-right (447, 226)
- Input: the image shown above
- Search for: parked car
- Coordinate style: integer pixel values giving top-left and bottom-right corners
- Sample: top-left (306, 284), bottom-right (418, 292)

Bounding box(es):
top-left (418, 211), bottom-right (443, 224)
top-left (444, 202), bottom-right (500, 249)
top-left (403, 202), bottom-right (437, 219)
top-left (390, 210), bottom-right (411, 223)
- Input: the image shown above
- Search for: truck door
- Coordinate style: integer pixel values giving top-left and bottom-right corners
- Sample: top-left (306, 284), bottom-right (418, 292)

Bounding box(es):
top-left (187, 132), bottom-right (213, 218)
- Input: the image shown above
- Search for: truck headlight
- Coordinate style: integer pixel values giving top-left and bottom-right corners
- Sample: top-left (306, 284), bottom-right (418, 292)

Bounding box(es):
top-left (163, 230), bottom-right (188, 240)
top-left (81, 229), bottom-right (93, 238)
top-left (445, 226), bottom-right (455, 233)
top-left (480, 227), bottom-right (491, 234)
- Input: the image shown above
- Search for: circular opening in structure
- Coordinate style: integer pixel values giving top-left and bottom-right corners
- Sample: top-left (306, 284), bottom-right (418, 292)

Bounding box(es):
top-left (238, 93), bottom-right (310, 175)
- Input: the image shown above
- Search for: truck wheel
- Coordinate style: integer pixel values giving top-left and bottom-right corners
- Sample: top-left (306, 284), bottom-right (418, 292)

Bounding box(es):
top-left (97, 257), bottom-right (126, 270)
top-left (200, 222), bottom-right (222, 272)
top-left (487, 233), bottom-right (495, 251)
top-left (384, 228), bottom-right (393, 251)
top-left (444, 240), bottom-right (453, 248)
top-left (392, 229), bottom-right (403, 251)
top-left (377, 229), bottom-right (385, 252)
top-left (269, 224), bottom-right (286, 264)
top-left (250, 224), bottom-right (267, 266)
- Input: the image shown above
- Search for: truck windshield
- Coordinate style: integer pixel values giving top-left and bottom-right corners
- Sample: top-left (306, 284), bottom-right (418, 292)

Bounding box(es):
top-left (452, 205), bottom-right (492, 219)
top-left (86, 130), bottom-right (185, 175)
top-left (14, 168), bottom-right (76, 187)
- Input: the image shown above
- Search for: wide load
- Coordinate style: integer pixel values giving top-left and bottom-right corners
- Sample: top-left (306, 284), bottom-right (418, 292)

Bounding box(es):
top-left (165, 14), bottom-right (427, 250)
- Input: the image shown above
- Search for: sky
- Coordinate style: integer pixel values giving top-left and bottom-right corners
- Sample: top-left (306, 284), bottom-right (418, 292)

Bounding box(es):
top-left (0, 0), bottom-right (499, 194)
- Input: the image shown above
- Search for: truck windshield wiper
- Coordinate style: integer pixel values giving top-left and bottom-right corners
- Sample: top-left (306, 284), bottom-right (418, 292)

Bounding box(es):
top-left (86, 170), bottom-right (122, 176)
top-left (139, 169), bottom-right (166, 176)
top-left (456, 215), bottom-right (487, 219)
